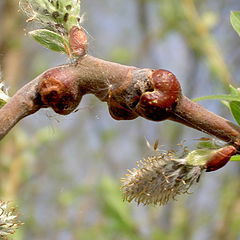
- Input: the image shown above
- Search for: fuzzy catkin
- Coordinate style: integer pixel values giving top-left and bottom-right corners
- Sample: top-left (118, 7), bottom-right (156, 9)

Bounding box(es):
top-left (121, 152), bottom-right (204, 206)
top-left (0, 201), bottom-right (22, 238)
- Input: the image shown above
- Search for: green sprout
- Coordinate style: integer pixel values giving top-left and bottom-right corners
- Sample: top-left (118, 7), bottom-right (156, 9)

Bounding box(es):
top-left (19, 0), bottom-right (82, 55)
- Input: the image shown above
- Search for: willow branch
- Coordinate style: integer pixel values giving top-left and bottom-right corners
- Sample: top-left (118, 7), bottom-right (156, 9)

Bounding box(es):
top-left (0, 54), bottom-right (240, 149)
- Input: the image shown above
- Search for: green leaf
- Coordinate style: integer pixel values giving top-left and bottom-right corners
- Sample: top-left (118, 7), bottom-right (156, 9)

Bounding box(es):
top-left (229, 85), bottom-right (240, 96)
top-left (29, 29), bottom-right (67, 53)
top-left (193, 94), bottom-right (240, 102)
top-left (230, 11), bottom-right (240, 36)
top-left (230, 155), bottom-right (240, 161)
top-left (0, 100), bottom-right (6, 108)
top-left (196, 141), bottom-right (218, 149)
top-left (193, 86), bottom-right (240, 125)
top-left (193, 85), bottom-right (240, 102)
top-left (229, 101), bottom-right (240, 125)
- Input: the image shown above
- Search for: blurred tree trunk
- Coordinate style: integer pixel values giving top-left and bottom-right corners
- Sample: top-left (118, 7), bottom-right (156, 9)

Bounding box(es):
top-left (0, 0), bottom-right (25, 201)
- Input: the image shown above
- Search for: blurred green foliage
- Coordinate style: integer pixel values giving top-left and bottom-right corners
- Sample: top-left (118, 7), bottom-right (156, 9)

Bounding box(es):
top-left (1, 0), bottom-right (240, 239)
top-left (158, 0), bottom-right (232, 86)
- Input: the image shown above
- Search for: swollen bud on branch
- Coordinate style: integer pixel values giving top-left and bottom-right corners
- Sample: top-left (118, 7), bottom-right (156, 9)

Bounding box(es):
top-left (107, 69), bottom-right (182, 121)
top-left (135, 70), bottom-right (181, 121)
top-left (69, 26), bottom-right (88, 57)
top-left (205, 145), bottom-right (237, 172)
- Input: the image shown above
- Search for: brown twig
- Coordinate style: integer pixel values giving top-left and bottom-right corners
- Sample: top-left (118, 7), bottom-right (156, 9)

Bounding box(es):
top-left (170, 97), bottom-right (240, 146)
top-left (0, 54), bottom-right (240, 151)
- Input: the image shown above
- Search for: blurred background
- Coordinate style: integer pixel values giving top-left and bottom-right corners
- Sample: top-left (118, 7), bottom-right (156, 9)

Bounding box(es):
top-left (1, 0), bottom-right (240, 239)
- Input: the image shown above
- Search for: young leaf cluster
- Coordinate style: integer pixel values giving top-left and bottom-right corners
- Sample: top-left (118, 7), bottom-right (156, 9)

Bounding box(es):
top-left (19, 0), bottom-right (82, 55)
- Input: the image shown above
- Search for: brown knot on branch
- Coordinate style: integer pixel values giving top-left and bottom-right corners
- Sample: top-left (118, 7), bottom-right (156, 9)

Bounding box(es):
top-left (39, 67), bottom-right (82, 115)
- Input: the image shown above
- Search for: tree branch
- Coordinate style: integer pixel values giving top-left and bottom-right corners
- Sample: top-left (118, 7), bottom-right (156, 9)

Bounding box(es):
top-left (1, 54), bottom-right (240, 149)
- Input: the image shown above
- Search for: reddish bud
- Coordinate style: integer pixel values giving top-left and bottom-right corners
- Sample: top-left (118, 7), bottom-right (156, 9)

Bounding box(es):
top-left (205, 145), bottom-right (237, 172)
top-left (69, 26), bottom-right (88, 57)
top-left (136, 70), bottom-right (181, 121)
